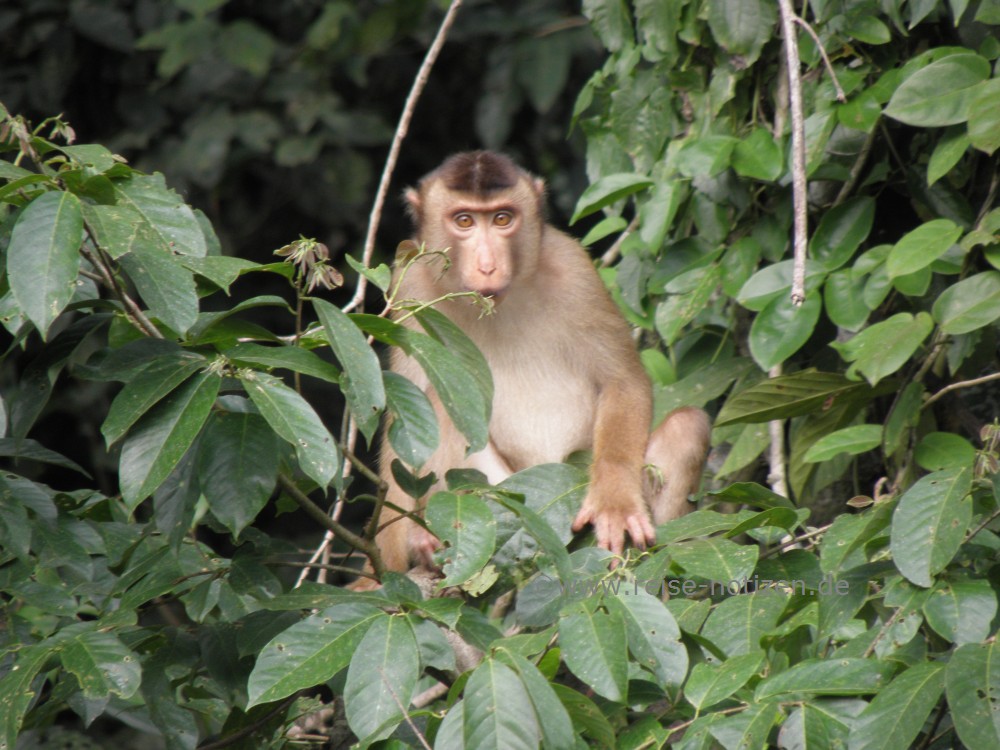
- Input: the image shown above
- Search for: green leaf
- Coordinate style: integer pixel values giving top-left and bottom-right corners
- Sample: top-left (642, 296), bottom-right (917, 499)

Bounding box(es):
top-left (220, 20), bottom-right (275, 76)
top-left (582, 215), bottom-right (628, 246)
top-left (60, 144), bottom-right (117, 172)
top-left (732, 127), bottom-right (784, 181)
top-left (426, 491), bottom-right (497, 587)
top-left (968, 78), bottom-right (1000, 154)
top-left (831, 312), bottom-right (934, 385)
top-left (923, 579), bottom-right (998, 645)
top-left (946, 642), bottom-right (1000, 749)
top-left (102, 354), bottom-right (206, 446)
top-left (0, 646), bottom-right (52, 748)
top-left (119, 370), bottom-right (220, 510)
top-left (843, 13), bottom-right (891, 44)
top-left (706, 482), bottom-right (795, 510)
top-left (551, 684), bottom-right (616, 747)
top-left (414, 307), bottom-right (493, 412)
top-left (702, 590), bottom-right (789, 657)
top-left (383, 371), bottom-right (439, 469)
top-left (685, 651), bottom-right (764, 711)
top-left (571, 173), bottom-right (653, 224)
top-left (886, 219), bottom-right (962, 278)
top-left (459, 659), bottom-right (542, 750)
top-left (810, 197), bottom-right (875, 271)
top-left (247, 603), bottom-right (382, 706)
top-left (717, 370), bottom-right (879, 426)
top-left (824, 269), bottom-right (870, 331)
top-left (179, 255), bottom-right (259, 292)
top-left (848, 663), bottom-right (945, 750)
top-left (7, 190), bottom-right (84, 338)
top-left (748, 292), bottom-right (822, 370)
top-left (112, 173), bottom-right (208, 256)
top-left (890, 467), bottom-right (972, 587)
top-left (914, 431), bottom-right (976, 471)
top-left (932, 270), bottom-right (1000, 334)
top-left (197, 411), bottom-right (280, 536)
top-left (344, 254), bottom-right (391, 292)
top-left (344, 614), bottom-right (420, 743)
top-left (755, 658), bottom-right (895, 700)
top-left (240, 370), bottom-right (341, 489)
top-left (59, 629), bottom-right (141, 700)
top-left (314, 298), bottom-right (385, 443)
top-left (494, 650), bottom-right (576, 750)
top-left (676, 135), bottom-right (738, 178)
top-left (224, 341), bottom-right (341, 384)
top-left (706, 0), bottom-right (777, 65)
top-left (884, 52), bottom-right (990, 126)
top-left (581, 0), bottom-right (633, 52)
top-left (559, 601), bottom-right (628, 701)
top-left (803, 424), bottom-right (883, 463)
top-left (737, 259), bottom-right (825, 311)
top-left (607, 585), bottom-right (687, 689)
top-left (670, 537), bottom-right (759, 585)
top-left (118, 243), bottom-right (199, 335)
top-left (928, 126), bottom-right (971, 185)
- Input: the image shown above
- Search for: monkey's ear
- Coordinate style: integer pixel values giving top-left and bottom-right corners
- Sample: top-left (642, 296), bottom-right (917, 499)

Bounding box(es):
top-left (532, 177), bottom-right (546, 198)
top-left (404, 187), bottom-right (421, 218)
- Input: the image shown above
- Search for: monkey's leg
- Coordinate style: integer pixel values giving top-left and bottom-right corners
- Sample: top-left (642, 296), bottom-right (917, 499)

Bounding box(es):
top-left (644, 406), bottom-right (712, 525)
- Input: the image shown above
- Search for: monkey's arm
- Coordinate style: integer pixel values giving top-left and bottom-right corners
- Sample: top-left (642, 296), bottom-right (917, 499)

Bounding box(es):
top-left (571, 372), bottom-right (656, 558)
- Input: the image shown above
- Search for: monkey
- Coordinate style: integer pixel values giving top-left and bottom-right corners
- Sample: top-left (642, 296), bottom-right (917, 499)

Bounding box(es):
top-left (370, 151), bottom-right (711, 577)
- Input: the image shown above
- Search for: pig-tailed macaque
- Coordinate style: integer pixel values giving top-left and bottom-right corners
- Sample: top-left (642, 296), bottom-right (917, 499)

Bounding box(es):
top-left (374, 151), bottom-right (711, 575)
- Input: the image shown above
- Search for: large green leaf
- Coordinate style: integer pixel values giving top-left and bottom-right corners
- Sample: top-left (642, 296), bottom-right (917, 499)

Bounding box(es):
top-left (570, 173), bottom-right (653, 223)
top-left (112, 173), bottom-right (208, 256)
top-left (607, 585), bottom-right (687, 689)
top-left (803, 424), bottom-right (883, 463)
top-left (240, 370), bottom-right (340, 489)
top-left (0, 645), bottom-right (53, 749)
top-left (810, 197), bottom-right (875, 271)
top-left (343, 614), bottom-right (420, 743)
top-left (831, 312), bottom-right (934, 385)
top-left (559, 601), bottom-right (628, 702)
top-left (59, 629), bottom-right (142, 700)
top-left (685, 651), bottom-right (764, 711)
top-left (706, 0), bottom-right (776, 65)
top-left (197, 411), bottom-right (281, 537)
top-left (755, 658), bottom-right (895, 700)
top-left (932, 270), bottom-right (1000, 334)
top-left (923, 579), bottom-right (998, 645)
top-left (748, 291), bottom-right (822, 370)
top-left (383, 371), bottom-right (439, 469)
top-left (7, 190), bottom-right (84, 338)
top-left (247, 603), bottom-right (382, 706)
top-left (119, 370), bottom-right (220, 510)
top-left (969, 78), bottom-right (1000, 154)
top-left (716, 370), bottom-right (880, 426)
top-left (425, 491), bottom-right (497, 587)
top-left (701, 590), bottom-right (789, 657)
top-left (460, 659), bottom-right (542, 750)
top-left (884, 52), bottom-right (990, 126)
top-left (314, 298), bottom-right (385, 443)
top-left (946, 642), bottom-right (1000, 749)
top-left (224, 341), bottom-right (341, 384)
top-left (848, 663), bottom-right (945, 750)
top-left (732, 127), bottom-right (783, 181)
top-left (670, 537), bottom-right (759, 586)
top-left (118, 242), bottom-right (199, 335)
top-left (886, 219), bottom-right (962, 278)
top-left (102, 355), bottom-right (206, 446)
top-left (890, 467), bottom-right (972, 587)
top-left (494, 650), bottom-right (576, 750)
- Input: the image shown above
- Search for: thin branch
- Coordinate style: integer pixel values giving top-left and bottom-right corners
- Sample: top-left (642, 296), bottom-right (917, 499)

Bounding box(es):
top-left (278, 473), bottom-right (386, 579)
top-left (379, 665), bottom-right (433, 750)
top-left (923, 371), bottom-right (1000, 409)
top-left (833, 128), bottom-right (876, 207)
top-left (767, 365), bottom-right (789, 498)
top-left (974, 163), bottom-right (1000, 229)
top-left (966, 506), bottom-right (1000, 542)
top-left (778, 0), bottom-right (809, 306)
top-left (599, 215), bottom-right (640, 267)
top-left (343, 0), bottom-right (464, 315)
top-left (80, 243), bottom-right (162, 338)
top-left (791, 17), bottom-right (845, 102)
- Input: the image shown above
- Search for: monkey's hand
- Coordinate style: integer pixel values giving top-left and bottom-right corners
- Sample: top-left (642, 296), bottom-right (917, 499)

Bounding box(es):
top-left (572, 487), bottom-right (657, 561)
top-left (411, 524), bottom-right (443, 570)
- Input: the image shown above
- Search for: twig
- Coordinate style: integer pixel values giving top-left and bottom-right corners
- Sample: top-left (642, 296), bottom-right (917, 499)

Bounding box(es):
top-left (966, 507), bottom-right (1000, 542)
top-left (196, 695), bottom-right (298, 750)
top-left (833, 128), bottom-right (875, 207)
top-left (778, 0), bottom-right (809, 306)
top-left (80, 243), bottom-right (162, 338)
top-left (974, 164), bottom-right (999, 229)
top-left (758, 524), bottom-right (830, 559)
top-left (923, 372), bottom-right (1000, 409)
top-left (379, 665), bottom-right (432, 750)
top-left (791, 17), bottom-right (845, 102)
top-left (343, 0), bottom-right (464, 315)
top-left (599, 215), bottom-right (640, 267)
top-left (767, 365), bottom-right (789, 497)
top-left (278, 473), bottom-right (386, 579)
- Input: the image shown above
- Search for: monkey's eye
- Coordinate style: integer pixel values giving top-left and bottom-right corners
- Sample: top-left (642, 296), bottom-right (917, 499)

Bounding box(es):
top-left (493, 212), bottom-right (513, 227)
top-left (454, 214), bottom-right (473, 229)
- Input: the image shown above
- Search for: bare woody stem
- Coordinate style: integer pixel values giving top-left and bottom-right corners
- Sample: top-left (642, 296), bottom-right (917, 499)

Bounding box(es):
top-left (343, 0), bottom-right (464, 315)
top-left (278, 473), bottom-right (386, 579)
top-left (778, 0), bottom-right (809, 306)
top-left (80, 239), bottom-right (163, 338)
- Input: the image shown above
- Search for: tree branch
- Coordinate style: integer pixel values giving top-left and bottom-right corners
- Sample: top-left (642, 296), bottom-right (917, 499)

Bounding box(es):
top-left (778, 0), bottom-right (809, 306)
top-left (924, 371), bottom-right (1000, 409)
top-left (343, 0), bottom-right (464, 314)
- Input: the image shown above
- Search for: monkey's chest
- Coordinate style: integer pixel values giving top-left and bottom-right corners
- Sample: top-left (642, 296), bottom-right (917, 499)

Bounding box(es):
top-left (486, 358), bottom-right (595, 470)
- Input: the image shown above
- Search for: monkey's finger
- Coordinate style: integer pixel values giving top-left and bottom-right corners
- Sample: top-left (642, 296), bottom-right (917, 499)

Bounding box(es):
top-left (571, 506), bottom-right (594, 533)
top-left (626, 516), bottom-right (651, 550)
